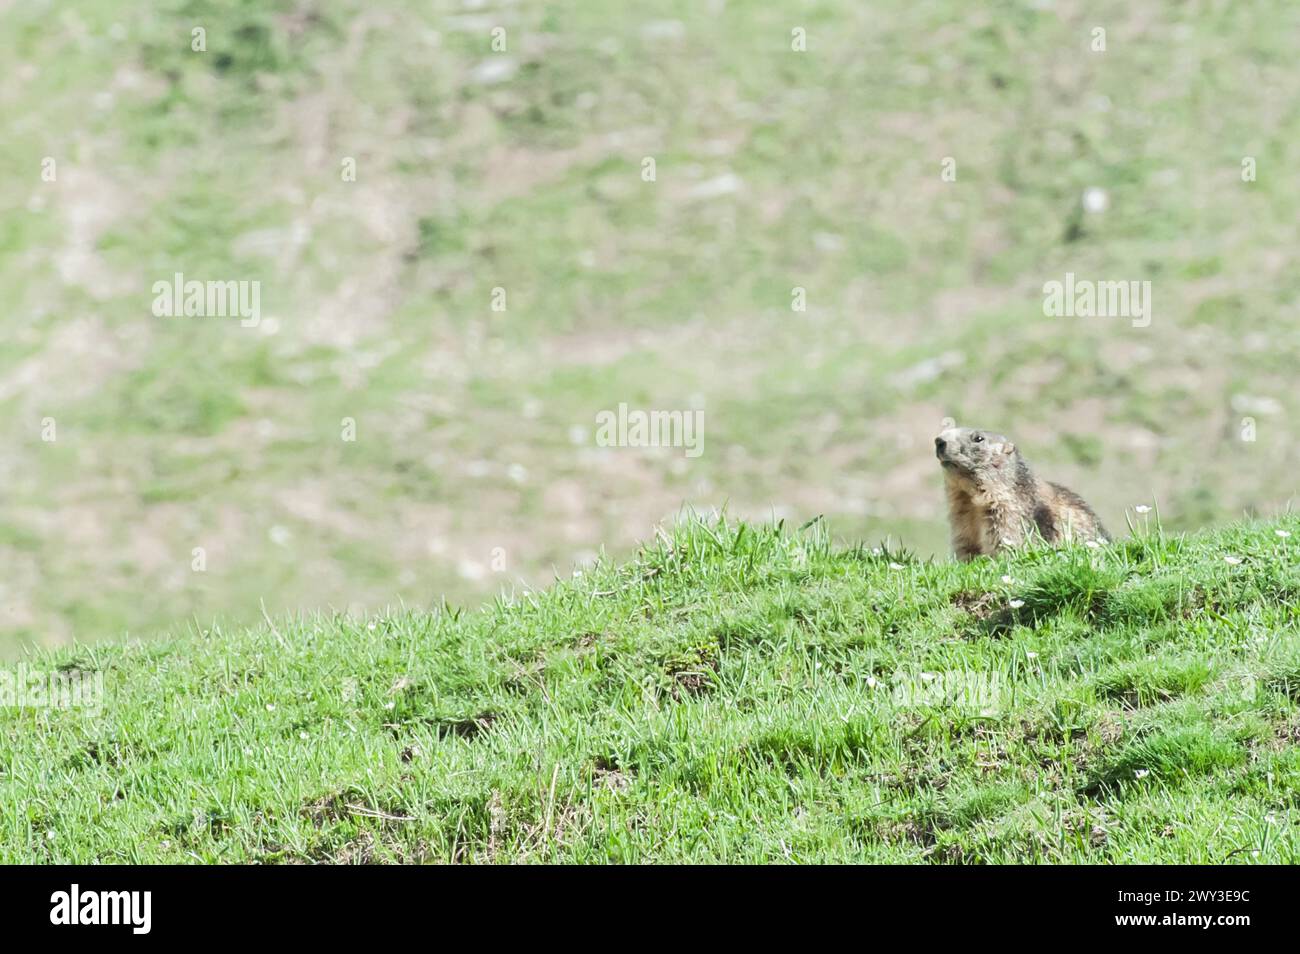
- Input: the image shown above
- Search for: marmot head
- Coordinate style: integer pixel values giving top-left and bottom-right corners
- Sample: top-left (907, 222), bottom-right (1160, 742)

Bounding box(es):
top-left (935, 425), bottom-right (1020, 487)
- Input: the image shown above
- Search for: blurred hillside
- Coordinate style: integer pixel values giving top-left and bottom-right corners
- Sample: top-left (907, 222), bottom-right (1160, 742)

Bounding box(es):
top-left (1, 0), bottom-right (1298, 652)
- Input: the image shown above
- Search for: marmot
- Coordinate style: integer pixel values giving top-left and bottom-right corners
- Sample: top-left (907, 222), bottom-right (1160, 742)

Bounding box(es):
top-left (935, 425), bottom-right (1108, 561)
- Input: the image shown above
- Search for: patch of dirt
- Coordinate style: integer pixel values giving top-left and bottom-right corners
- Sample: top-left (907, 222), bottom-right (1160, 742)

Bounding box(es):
top-left (1270, 717), bottom-right (1300, 749)
top-left (481, 129), bottom-right (659, 202)
top-left (573, 630), bottom-right (606, 649)
top-left (327, 829), bottom-right (379, 864)
top-left (50, 166), bottom-right (137, 301)
top-left (303, 790), bottom-right (415, 828)
top-left (951, 589), bottom-right (999, 620)
top-left (0, 315), bottom-right (138, 407)
top-left (893, 816), bottom-right (942, 852)
top-left (665, 647), bottom-right (719, 698)
top-left (433, 711), bottom-right (498, 740)
top-left (591, 754), bottom-right (632, 792)
top-left (292, 829), bottom-right (433, 865)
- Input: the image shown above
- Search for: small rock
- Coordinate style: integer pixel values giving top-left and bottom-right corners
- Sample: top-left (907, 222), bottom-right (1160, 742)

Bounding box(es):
top-left (1231, 394), bottom-right (1282, 416)
top-left (468, 57), bottom-right (517, 85)
top-left (1082, 187), bottom-right (1109, 214)
top-left (687, 173), bottom-right (744, 200)
top-left (890, 350), bottom-right (963, 388)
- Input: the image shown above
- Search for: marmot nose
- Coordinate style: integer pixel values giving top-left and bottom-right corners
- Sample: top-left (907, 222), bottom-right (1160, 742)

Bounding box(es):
top-left (935, 437), bottom-right (947, 453)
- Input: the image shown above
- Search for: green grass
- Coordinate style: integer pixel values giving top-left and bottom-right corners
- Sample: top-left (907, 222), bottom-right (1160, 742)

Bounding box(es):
top-left (3, 513), bottom-right (1298, 863)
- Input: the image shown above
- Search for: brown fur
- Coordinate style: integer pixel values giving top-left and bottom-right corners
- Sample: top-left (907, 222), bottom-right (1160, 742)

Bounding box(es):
top-left (935, 426), bottom-right (1107, 561)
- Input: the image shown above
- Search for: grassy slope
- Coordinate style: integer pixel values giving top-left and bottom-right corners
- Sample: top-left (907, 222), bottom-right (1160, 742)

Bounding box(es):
top-left (4, 514), bottom-right (1299, 863)
top-left (3, 0), bottom-right (1300, 652)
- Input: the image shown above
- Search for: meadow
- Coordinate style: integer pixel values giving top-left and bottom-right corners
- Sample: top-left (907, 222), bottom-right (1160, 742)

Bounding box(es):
top-left (3, 514), bottom-right (1298, 862)
top-left (1, 0), bottom-right (1297, 652)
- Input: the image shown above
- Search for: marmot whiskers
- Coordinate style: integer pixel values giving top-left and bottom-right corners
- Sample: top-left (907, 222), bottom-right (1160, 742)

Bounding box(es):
top-left (935, 425), bottom-right (1108, 561)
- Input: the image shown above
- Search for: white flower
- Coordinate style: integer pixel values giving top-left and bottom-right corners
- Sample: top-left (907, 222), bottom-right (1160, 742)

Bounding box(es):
top-left (1134, 769), bottom-right (1150, 780)
top-left (1025, 651), bottom-right (1038, 659)
top-left (1134, 505), bottom-right (1152, 514)
top-left (1009, 599), bottom-right (1025, 609)
top-left (865, 676), bottom-right (878, 689)
top-left (1001, 575), bottom-right (1017, 585)
top-left (1224, 556), bottom-right (1243, 565)
top-left (889, 562), bottom-right (905, 570)
top-left (1277, 530), bottom-right (1292, 538)
top-left (1086, 540), bottom-right (1101, 549)
top-left (1082, 187), bottom-right (1109, 214)
top-left (265, 703), bottom-right (276, 712)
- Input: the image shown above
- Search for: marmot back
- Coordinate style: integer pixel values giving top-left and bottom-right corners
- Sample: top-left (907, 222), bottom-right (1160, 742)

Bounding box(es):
top-left (935, 425), bottom-right (1107, 561)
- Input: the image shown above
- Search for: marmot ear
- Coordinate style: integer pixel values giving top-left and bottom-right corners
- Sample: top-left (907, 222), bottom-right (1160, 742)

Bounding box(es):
top-left (1003, 442), bottom-right (1016, 455)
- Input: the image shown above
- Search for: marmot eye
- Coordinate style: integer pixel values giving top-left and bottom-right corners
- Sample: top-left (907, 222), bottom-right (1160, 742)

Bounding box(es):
top-left (971, 434), bottom-right (984, 443)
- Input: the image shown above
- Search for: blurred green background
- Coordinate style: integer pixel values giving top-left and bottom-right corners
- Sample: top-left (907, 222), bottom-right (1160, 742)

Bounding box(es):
top-left (2, 0), bottom-right (1297, 654)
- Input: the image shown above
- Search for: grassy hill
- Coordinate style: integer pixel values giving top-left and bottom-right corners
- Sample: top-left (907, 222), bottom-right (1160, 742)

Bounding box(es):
top-left (3, 0), bottom-right (1300, 653)
top-left (4, 514), bottom-right (1299, 863)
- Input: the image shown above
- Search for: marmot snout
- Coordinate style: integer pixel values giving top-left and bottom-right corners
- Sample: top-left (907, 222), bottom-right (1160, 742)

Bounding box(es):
top-left (936, 425), bottom-right (1108, 561)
